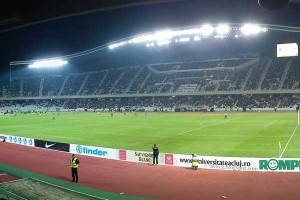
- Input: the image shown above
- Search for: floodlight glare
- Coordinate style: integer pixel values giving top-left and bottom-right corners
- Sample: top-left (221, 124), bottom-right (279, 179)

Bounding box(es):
top-left (157, 40), bottom-right (170, 46)
top-left (175, 28), bottom-right (201, 36)
top-left (241, 24), bottom-right (263, 35)
top-left (132, 35), bottom-right (152, 43)
top-left (179, 37), bottom-right (190, 42)
top-left (146, 42), bottom-right (155, 47)
top-left (262, 27), bottom-right (268, 32)
top-left (200, 24), bottom-right (214, 36)
top-left (154, 30), bottom-right (174, 41)
top-left (108, 44), bottom-right (116, 49)
top-left (28, 59), bottom-right (68, 68)
top-left (194, 36), bottom-right (201, 41)
top-left (215, 24), bottom-right (230, 34)
top-left (109, 41), bottom-right (128, 49)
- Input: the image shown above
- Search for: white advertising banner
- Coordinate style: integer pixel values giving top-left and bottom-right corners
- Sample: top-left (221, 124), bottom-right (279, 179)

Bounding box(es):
top-left (0, 134), bottom-right (34, 147)
top-left (0, 134), bottom-right (7, 142)
top-left (176, 154), bottom-right (260, 171)
top-left (176, 155), bottom-right (300, 172)
top-left (121, 150), bottom-right (165, 164)
top-left (258, 158), bottom-right (300, 172)
top-left (70, 144), bottom-right (118, 160)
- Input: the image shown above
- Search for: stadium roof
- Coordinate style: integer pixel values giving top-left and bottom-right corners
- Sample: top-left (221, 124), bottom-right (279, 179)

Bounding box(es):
top-left (0, 0), bottom-right (183, 34)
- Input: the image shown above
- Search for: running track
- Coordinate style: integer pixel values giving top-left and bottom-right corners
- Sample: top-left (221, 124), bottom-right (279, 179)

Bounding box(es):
top-left (1, 142), bottom-right (300, 200)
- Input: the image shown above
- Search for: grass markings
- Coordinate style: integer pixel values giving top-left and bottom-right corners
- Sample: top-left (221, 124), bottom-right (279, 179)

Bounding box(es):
top-left (264, 119), bottom-right (278, 128)
top-left (177, 116), bottom-right (243, 135)
top-left (280, 124), bottom-right (299, 158)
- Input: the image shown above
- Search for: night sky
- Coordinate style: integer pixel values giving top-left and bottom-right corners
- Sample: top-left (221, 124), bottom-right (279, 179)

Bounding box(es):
top-left (1, 0), bottom-right (300, 81)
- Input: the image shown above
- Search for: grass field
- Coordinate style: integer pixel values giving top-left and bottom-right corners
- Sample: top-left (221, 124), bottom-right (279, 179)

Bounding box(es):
top-left (1, 112), bottom-right (300, 158)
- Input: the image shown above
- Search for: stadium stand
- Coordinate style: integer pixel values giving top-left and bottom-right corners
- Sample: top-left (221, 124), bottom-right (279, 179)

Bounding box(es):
top-left (23, 77), bottom-right (41, 97)
top-left (282, 59), bottom-right (300, 90)
top-left (1, 56), bottom-right (300, 111)
top-left (42, 76), bottom-right (65, 96)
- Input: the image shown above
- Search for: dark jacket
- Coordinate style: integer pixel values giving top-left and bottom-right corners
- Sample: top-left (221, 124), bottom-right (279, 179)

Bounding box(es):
top-left (152, 146), bottom-right (159, 155)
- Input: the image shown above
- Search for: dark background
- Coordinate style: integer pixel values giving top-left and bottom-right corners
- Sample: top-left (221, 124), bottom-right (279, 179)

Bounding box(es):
top-left (1, 0), bottom-right (300, 82)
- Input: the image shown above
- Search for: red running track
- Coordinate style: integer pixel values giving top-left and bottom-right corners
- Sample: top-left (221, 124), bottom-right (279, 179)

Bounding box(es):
top-left (0, 142), bottom-right (300, 200)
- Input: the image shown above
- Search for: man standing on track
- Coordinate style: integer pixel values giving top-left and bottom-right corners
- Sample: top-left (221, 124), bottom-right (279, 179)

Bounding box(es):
top-left (152, 144), bottom-right (159, 165)
top-left (70, 154), bottom-right (80, 183)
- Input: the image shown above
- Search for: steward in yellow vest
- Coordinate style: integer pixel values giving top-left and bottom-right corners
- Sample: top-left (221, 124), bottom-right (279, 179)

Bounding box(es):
top-left (70, 154), bottom-right (80, 182)
top-left (192, 154), bottom-right (199, 170)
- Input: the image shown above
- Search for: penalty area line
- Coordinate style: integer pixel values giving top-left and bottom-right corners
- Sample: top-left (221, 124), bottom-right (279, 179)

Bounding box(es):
top-left (264, 119), bottom-right (278, 128)
top-left (280, 124), bottom-right (299, 158)
top-left (177, 116), bottom-right (243, 135)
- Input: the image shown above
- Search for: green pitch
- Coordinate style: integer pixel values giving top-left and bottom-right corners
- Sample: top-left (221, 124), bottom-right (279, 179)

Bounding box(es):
top-left (1, 112), bottom-right (300, 158)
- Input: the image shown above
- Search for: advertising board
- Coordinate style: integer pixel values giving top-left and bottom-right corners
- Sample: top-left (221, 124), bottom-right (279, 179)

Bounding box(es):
top-left (70, 144), bottom-right (117, 159)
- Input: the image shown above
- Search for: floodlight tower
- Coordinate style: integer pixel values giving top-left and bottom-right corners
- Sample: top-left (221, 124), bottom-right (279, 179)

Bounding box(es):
top-left (28, 59), bottom-right (68, 69)
top-left (9, 58), bottom-right (68, 84)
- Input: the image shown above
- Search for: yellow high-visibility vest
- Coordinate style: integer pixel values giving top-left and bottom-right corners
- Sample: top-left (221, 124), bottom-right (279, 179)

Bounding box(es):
top-left (70, 157), bottom-right (79, 168)
top-left (192, 156), bottom-right (198, 167)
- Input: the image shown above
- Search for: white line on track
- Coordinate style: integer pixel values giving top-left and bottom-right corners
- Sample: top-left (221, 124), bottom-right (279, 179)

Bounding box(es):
top-left (264, 119), bottom-right (278, 128)
top-left (280, 124), bottom-right (299, 158)
top-left (177, 116), bottom-right (243, 135)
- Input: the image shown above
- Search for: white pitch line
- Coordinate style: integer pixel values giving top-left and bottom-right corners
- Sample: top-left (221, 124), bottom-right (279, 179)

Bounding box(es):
top-left (280, 124), bottom-right (299, 158)
top-left (264, 119), bottom-right (278, 128)
top-left (199, 123), bottom-right (206, 127)
top-left (177, 117), bottom-right (243, 135)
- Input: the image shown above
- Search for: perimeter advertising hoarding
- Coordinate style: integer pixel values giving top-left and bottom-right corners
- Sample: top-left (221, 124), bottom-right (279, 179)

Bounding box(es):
top-left (70, 144), bottom-right (117, 160)
top-left (0, 134), bottom-right (34, 147)
top-left (259, 158), bottom-right (300, 172)
top-left (0, 134), bottom-right (7, 142)
top-left (164, 153), bottom-right (174, 165)
top-left (119, 150), bottom-right (174, 165)
top-left (119, 149), bottom-right (127, 160)
top-left (35, 139), bottom-right (70, 152)
top-left (176, 154), bottom-right (259, 171)
top-left (124, 150), bottom-right (163, 164)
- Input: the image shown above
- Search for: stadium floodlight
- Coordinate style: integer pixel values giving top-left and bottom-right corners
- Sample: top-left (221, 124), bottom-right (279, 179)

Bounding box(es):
top-left (131, 35), bottom-right (152, 43)
top-left (157, 40), bottom-right (170, 46)
top-left (28, 59), bottom-right (68, 68)
top-left (262, 27), bottom-right (268, 32)
top-left (194, 36), bottom-right (201, 41)
top-left (175, 28), bottom-right (202, 36)
top-left (146, 42), bottom-right (155, 47)
top-left (109, 43), bottom-right (117, 49)
top-left (215, 24), bottom-right (230, 34)
top-left (179, 37), bottom-right (190, 42)
top-left (200, 24), bottom-right (214, 36)
top-left (241, 24), bottom-right (265, 35)
top-left (108, 41), bottom-right (127, 49)
top-left (147, 42), bottom-right (155, 47)
top-left (154, 30), bottom-right (174, 41)
top-left (215, 35), bottom-right (225, 39)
